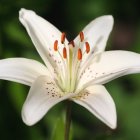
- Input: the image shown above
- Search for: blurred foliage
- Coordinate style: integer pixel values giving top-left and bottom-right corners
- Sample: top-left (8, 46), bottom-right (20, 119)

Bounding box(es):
top-left (0, 0), bottom-right (140, 140)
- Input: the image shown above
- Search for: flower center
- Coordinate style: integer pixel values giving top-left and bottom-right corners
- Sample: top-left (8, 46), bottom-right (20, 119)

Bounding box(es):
top-left (53, 32), bottom-right (91, 92)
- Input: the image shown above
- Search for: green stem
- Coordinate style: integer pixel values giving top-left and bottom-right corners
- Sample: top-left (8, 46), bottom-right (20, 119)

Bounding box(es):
top-left (64, 101), bottom-right (72, 140)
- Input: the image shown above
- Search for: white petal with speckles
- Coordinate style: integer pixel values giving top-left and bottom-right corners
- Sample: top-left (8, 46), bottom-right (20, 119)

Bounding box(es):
top-left (77, 51), bottom-right (140, 91)
top-left (72, 16), bottom-right (114, 84)
top-left (22, 75), bottom-right (74, 126)
top-left (72, 85), bottom-right (116, 129)
top-left (19, 9), bottom-right (68, 81)
top-left (0, 58), bottom-right (49, 86)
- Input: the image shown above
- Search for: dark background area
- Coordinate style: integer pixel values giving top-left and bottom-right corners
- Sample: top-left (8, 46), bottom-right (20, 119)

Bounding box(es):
top-left (0, 0), bottom-right (140, 139)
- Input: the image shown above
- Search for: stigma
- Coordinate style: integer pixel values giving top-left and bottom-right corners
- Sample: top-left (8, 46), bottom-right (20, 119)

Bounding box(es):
top-left (68, 40), bottom-right (75, 47)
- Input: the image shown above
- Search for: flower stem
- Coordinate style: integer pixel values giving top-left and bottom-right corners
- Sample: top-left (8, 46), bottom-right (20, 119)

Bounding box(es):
top-left (64, 100), bottom-right (72, 140)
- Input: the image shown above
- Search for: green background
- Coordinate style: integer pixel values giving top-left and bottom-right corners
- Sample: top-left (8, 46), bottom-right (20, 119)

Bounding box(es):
top-left (0, 0), bottom-right (140, 139)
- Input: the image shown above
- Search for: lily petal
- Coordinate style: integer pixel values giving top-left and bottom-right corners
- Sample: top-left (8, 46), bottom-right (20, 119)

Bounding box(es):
top-left (72, 85), bottom-right (116, 129)
top-left (0, 58), bottom-right (49, 86)
top-left (22, 75), bottom-right (74, 126)
top-left (78, 51), bottom-right (140, 90)
top-left (19, 8), bottom-right (68, 79)
top-left (73, 16), bottom-right (113, 81)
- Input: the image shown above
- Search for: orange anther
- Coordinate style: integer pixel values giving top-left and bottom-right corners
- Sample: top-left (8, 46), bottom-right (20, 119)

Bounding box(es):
top-left (63, 47), bottom-right (67, 59)
top-left (85, 42), bottom-right (90, 53)
top-left (61, 32), bottom-right (66, 44)
top-left (79, 31), bottom-right (84, 42)
top-left (54, 40), bottom-right (58, 51)
top-left (68, 40), bottom-right (75, 47)
top-left (77, 48), bottom-right (82, 60)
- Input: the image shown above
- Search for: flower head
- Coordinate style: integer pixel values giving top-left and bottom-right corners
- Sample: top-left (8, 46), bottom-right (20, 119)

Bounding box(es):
top-left (1, 8), bottom-right (140, 129)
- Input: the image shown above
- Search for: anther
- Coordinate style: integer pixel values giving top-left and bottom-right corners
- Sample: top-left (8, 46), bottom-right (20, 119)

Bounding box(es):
top-left (63, 47), bottom-right (67, 59)
top-left (54, 40), bottom-right (58, 51)
top-left (79, 31), bottom-right (84, 42)
top-left (61, 32), bottom-right (66, 44)
top-left (77, 48), bottom-right (82, 60)
top-left (85, 42), bottom-right (90, 53)
top-left (68, 40), bottom-right (75, 47)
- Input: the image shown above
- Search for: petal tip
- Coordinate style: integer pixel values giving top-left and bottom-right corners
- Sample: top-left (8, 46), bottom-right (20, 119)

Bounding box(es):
top-left (106, 15), bottom-right (113, 20)
top-left (21, 108), bottom-right (35, 126)
top-left (103, 15), bottom-right (114, 25)
top-left (21, 104), bottom-right (39, 126)
top-left (19, 8), bottom-right (35, 20)
top-left (109, 101), bottom-right (117, 129)
top-left (99, 15), bottom-right (114, 27)
top-left (108, 112), bottom-right (117, 129)
top-left (108, 15), bottom-right (114, 24)
top-left (109, 121), bottom-right (117, 129)
top-left (19, 8), bottom-right (27, 18)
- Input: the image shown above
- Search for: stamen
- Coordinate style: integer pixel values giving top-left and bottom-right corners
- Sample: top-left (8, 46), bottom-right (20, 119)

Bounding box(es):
top-left (68, 40), bottom-right (75, 47)
top-left (79, 31), bottom-right (84, 42)
top-left (85, 42), bottom-right (90, 53)
top-left (63, 47), bottom-right (67, 59)
top-left (61, 32), bottom-right (66, 44)
top-left (77, 48), bottom-right (82, 60)
top-left (54, 40), bottom-right (58, 51)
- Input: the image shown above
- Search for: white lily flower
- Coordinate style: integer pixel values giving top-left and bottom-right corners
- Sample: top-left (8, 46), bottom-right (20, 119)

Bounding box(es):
top-left (1, 8), bottom-right (140, 129)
